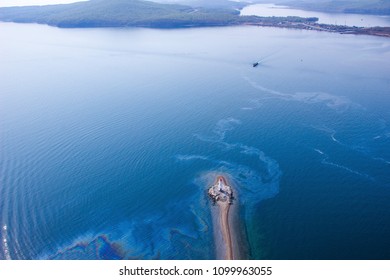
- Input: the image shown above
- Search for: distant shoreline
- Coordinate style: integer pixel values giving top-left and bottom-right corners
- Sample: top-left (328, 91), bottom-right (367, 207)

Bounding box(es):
top-left (240, 20), bottom-right (390, 38)
top-left (0, 0), bottom-right (389, 38)
top-left (1, 17), bottom-right (389, 38)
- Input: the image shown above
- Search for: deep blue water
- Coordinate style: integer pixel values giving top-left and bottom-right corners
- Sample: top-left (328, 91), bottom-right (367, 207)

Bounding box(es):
top-left (0, 23), bottom-right (390, 260)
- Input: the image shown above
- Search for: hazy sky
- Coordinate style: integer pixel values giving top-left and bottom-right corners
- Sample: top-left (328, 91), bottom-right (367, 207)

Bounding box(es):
top-left (0, 0), bottom-right (89, 7)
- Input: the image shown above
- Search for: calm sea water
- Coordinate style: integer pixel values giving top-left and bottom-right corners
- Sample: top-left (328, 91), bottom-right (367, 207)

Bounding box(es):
top-left (241, 3), bottom-right (390, 27)
top-left (0, 22), bottom-right (390, 260)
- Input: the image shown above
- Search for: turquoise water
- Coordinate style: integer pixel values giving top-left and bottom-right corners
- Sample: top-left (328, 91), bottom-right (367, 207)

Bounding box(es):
top-left (0, 23), bottom-right (390, 259)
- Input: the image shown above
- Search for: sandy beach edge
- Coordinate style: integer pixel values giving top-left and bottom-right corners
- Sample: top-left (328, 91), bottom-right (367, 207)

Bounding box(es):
top-left (208, 175), bottom-right (249, 260)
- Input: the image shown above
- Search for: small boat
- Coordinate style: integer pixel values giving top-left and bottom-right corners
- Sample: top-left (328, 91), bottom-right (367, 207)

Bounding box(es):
top-left (252, 62), bottom-right (259, 67)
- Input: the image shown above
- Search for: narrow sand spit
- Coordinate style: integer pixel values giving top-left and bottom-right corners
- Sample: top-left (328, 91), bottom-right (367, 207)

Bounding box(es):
top-left (208, 176), bottom-right (243, 260)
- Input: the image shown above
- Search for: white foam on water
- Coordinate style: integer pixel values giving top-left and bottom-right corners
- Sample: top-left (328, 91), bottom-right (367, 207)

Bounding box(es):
top-left (310, 125), bottom-right (344, 145)
top-left (191, 118), bottom-right (281, 207)
top-left (311, 125), bottom-right (390, 168)
top-left (243, 76), bottom-right (356, 111)
top-left (194, 117), bottom-right (241, 143)
top-left (314, 149), bottom-right (375, 181)
top-left (213, 118), bottom-right (241, 141)
top-left (373, 157), bottom-right (390, 165)
top-left (322, 160), bottom-right (374, 181)
top-left (175, 155), bottom-right (209, 161)
top-left (241, 99), bottom-right (264, 111)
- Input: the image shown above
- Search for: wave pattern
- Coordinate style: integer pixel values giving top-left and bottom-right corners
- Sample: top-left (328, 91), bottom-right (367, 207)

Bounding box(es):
top-left (44, 205), bottom-right (214, 260)
top-left (42, 176), bottom-right (214, 259)
top-left (1, 225), bottom-right (11, 260)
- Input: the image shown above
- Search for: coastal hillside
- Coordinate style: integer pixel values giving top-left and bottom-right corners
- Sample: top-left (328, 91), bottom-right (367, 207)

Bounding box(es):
top-left (151, 0), bottom-right (248, 9)
top-left (0, 0), bottom-right (240, 28)
top-left (0, 0), bottom-right (319, 28)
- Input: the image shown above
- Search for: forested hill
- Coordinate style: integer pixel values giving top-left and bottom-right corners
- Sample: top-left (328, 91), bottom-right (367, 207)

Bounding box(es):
top-left (0, 1), bottom-right (389, 37)
top-left (0, 0), bottom-right (243, 28)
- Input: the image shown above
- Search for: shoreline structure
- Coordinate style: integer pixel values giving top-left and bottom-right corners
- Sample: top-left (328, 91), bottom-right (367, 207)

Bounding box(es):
top-left (208, 176), bottom-right (237, 260)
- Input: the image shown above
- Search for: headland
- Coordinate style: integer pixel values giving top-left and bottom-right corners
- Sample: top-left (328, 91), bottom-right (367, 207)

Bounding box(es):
top-left (208, 175), bottom-right (242, 260)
